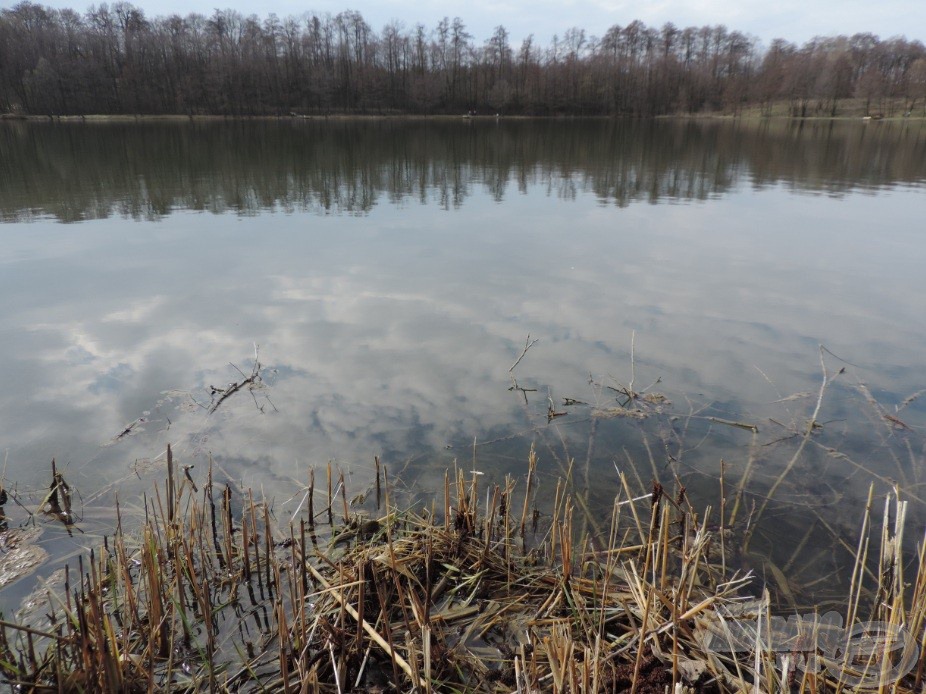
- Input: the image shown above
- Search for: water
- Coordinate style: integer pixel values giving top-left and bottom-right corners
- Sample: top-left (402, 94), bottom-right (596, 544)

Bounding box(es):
top-left (1, 117), bottom-right (925, 608)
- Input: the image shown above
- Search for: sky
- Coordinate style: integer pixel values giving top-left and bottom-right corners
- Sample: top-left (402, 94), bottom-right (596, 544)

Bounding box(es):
top-left (8, 0), bottom-right (925, 48)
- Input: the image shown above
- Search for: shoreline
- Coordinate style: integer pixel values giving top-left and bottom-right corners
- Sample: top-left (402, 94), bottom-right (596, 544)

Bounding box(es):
top-left (3, 112), bottom-right (924, 124)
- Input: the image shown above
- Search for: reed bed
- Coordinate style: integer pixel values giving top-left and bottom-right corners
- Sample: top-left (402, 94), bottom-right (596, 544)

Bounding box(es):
top-left (0, 443), bottom-right (923, 692)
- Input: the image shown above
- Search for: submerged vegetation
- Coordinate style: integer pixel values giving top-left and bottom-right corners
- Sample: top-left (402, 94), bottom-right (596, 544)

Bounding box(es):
top-left (0, 438), bottom-right (924, 691)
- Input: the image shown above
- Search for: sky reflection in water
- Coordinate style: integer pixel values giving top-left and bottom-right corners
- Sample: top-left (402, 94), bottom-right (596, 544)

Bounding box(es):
top-left (1, 119), bottom-right (925, 606)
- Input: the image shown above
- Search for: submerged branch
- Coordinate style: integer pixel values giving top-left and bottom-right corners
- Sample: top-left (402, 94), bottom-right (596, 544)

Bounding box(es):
top-left (209, 345), bottom-right (264, 414)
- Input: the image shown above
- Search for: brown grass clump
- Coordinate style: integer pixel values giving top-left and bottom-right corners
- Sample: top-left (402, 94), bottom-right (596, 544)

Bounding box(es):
top-left (0, 444), bottom-right (923, 692)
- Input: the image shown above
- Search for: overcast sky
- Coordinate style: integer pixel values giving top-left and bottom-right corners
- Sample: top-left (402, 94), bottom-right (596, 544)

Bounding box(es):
top-left (11, 0), bottom-right (925, 48)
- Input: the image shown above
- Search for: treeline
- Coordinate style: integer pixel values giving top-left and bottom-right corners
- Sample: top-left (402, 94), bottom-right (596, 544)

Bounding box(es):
top-left (1, 1), bottom-right (925, 117)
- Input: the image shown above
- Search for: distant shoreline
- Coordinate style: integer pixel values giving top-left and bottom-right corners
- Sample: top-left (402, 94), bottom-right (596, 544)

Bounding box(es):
top-left (3, 112), bottom-right (924, 123)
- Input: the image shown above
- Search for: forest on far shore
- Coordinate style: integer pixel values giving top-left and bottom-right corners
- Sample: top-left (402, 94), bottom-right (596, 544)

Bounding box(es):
top-left (2, 1), bottom-right (925, 118)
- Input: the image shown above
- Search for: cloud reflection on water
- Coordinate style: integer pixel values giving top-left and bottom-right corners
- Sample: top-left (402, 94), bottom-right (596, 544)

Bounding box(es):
top-left (0, 122), bottom-right (924, 607)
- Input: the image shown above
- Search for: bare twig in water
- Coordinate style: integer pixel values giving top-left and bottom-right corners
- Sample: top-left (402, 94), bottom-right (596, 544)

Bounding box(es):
top-left (40, 459), bottom-right (76, 527)
top-left (209, 345), bottom-right (264, 414)
top-left (748, 345), bottom-right (829, 545)
top-left (706, 417), bottom-right (759, 433)
top-left (629, 329), bottom-right (636, 396)
top-left (547, 392), bottom-right (567, 422)
top-left (509, 334), bottom-right (539, 373)
top-left (107, 417), bottom-right (146, 444)
top-left (897, 388), bottom-right (926, 414)
top-left (820, 344), bottom-right (862, 369)
top-left (507, 376), bottom-right (538, 406)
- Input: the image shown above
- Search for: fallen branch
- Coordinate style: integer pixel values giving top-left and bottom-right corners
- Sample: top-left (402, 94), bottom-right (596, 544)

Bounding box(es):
top-left (209, 345), bottom-right (263, 414)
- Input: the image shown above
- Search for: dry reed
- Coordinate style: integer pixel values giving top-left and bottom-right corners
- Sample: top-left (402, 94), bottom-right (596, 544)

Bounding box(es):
top-left (0, 445), bottom-right (923, 693)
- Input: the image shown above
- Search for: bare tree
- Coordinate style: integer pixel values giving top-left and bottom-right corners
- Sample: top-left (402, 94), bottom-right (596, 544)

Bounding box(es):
top-left (2, 4), bottom-right (923, 118)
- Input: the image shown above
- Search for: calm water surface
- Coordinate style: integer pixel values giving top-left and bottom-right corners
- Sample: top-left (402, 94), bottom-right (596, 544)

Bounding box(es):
top-left (1, 118), bottom-right (925, 607)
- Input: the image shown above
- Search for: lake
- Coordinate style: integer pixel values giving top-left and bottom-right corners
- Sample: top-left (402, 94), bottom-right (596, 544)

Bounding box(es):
top-left (1, 117), bottom-right (925, 609)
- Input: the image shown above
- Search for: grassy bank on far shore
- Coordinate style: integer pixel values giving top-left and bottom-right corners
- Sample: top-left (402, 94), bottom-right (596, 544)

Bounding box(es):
top-left (3, 103), bottom-right (925, 124)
